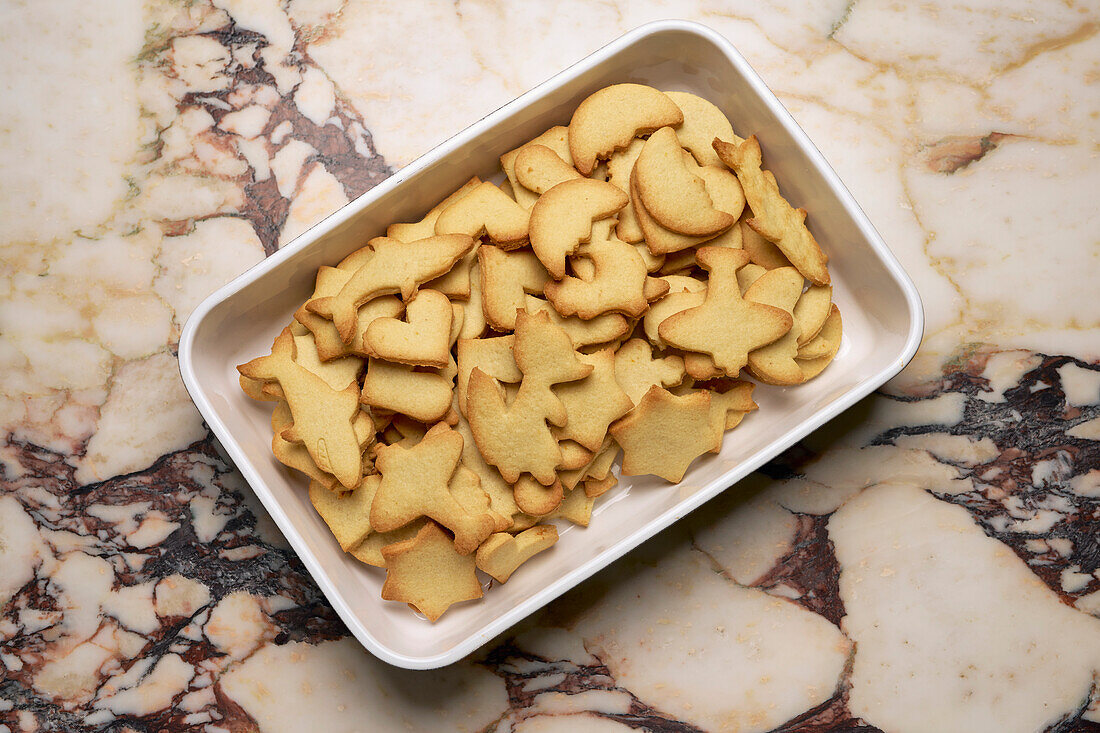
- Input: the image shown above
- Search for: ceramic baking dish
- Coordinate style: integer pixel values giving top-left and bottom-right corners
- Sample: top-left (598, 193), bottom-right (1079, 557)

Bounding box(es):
top-left (179, 20), bottom-right (923, 669)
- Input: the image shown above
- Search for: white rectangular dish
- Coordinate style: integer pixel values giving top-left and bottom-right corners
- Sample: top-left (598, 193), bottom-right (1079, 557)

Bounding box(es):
top-left (179, 20), bottom-right (923, 670)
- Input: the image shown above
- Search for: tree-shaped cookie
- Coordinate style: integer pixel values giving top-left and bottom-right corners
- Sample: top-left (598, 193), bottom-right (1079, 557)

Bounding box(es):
top-left (371, 423), bottom-right (496, 554)
top-left (380, 521), bottom-right (483, 621)
top-left (238, 328), bottom-right (362, 489)
top-left (609, 386), bottom-right (723, 483)
top-left (307, 234), bottom-right (475, 343)
top-left (714, 136), bottom-right (830, 286)
top-left (658, 247), bottom-right (792, 377)
top-left (466, 310), bottom-right (593, 485)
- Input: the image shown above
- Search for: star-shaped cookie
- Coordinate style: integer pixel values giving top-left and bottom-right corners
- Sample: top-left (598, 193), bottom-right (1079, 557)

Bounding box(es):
top-left (371, 423), bottom-right (495, 554)
top-left (380, 521), bottom-right (483, 622)
top-left (609, 386), bottom-right (723, 482)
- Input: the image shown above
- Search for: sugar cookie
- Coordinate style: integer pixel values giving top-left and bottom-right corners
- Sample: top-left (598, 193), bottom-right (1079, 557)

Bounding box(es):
top-left (475, 525), bottom-right (558, 583)
top-left (797, 304), bottom-right (842, 380)
top-left (238, 328), bottom-right (362, 489)
top-left (793, 284), bottom-right (833, 346)
top-left (663, 91), bottom-right (742, 167)
top-left (569, 84), bottom-right (683, 175)
top-left (434, 181), bottom-right (530, 247)
top-left (610, 386), bottom-right (722, 483)
top-left (643, 289), bottom-right (706, 346)
top-left (529, 179), bottom-right (628, 279)
top-left (308, 475), bottom-right (379, 551)
top-left (658, 247), bottom-right (792, 377)
top-left (456, 335), bottom-right (521, 414)
top-left (364, 289), bottom-right (452, 368)
top-left (630, 163), bottom-right (711, 255)
top-left (552, 348), bottom-right (633, 451)
top-left (605, 138), bottom-right (646, 243)
top-left (543, 485), bottom-right (596, 526)
top-left (349, 519), bottom-right (425, 568)
top-left (558, 440), bottom-right (594, 471)
top-left (512, 475), bottom-right (565, 516)
top-left (515, 144), bottom-right (582, 194)
top-left (543, 236), bottom-right (653, 319)
top-left (634, 127), bottom-right (734, 237)
top-left (380, 521), bottom-right (482, 621)
top-left (360, 358), bottom-right (453, 424)
top-left (453, 412), bottom-right (520, 523)
top-left (523, 295), bottom-right (630, 349)
top-left (740, 216), bottom-right (791, 269)
top-left (614, 338), bottom-right (687, 405)
top-left (387, 176), bottom-right (482, 242)
top-left (743, 266), bottom-right (806, 386)
top-left (714, 136), bottom-right (829, 285)
top-left (307, 234), bottom-right (475, 343)
top-left (585, 470), bottom-right (618, 499)
top-left (466, 311), bottom-right (591, 484)
top-left (371, 423), bottom-right (496, 554)
top-left (501, 126), bottom-right (572, 209)
top-left (478, 246), bottom-right (551, 332)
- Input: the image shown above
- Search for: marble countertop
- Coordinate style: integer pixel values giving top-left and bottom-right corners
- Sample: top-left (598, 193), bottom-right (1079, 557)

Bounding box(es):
top-left (1, 1), bottom-right (1098, 731)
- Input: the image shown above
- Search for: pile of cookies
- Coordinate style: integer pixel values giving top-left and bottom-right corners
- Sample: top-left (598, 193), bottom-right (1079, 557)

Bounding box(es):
top-left (238, 83), bottom-right (842, 622)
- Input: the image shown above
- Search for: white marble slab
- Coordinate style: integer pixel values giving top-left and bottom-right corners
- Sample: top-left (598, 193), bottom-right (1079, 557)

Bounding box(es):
top-left (0, 0), bottom-right (1098, 730)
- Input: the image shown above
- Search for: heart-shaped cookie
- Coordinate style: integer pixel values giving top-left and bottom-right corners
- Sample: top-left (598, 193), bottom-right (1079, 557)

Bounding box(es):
top-left (365, 289), bottom-right (453, 368)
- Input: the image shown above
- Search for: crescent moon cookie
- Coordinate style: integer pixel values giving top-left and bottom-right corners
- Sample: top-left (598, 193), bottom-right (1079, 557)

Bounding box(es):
top-left (633, 126), bottom-right (735, 237)
top-left (569, 83), bottom-right (683, 175)
top-left (501, 126), bottom-right (572, 209)
top-left (529, 178), bottom-right (628, 279)
top-left (238, 84), bottom-right (840, 621)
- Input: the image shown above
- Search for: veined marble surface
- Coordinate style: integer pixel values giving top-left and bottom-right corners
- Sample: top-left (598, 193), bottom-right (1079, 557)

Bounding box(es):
top-left (1, 0), bottom-right (1098, 731)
